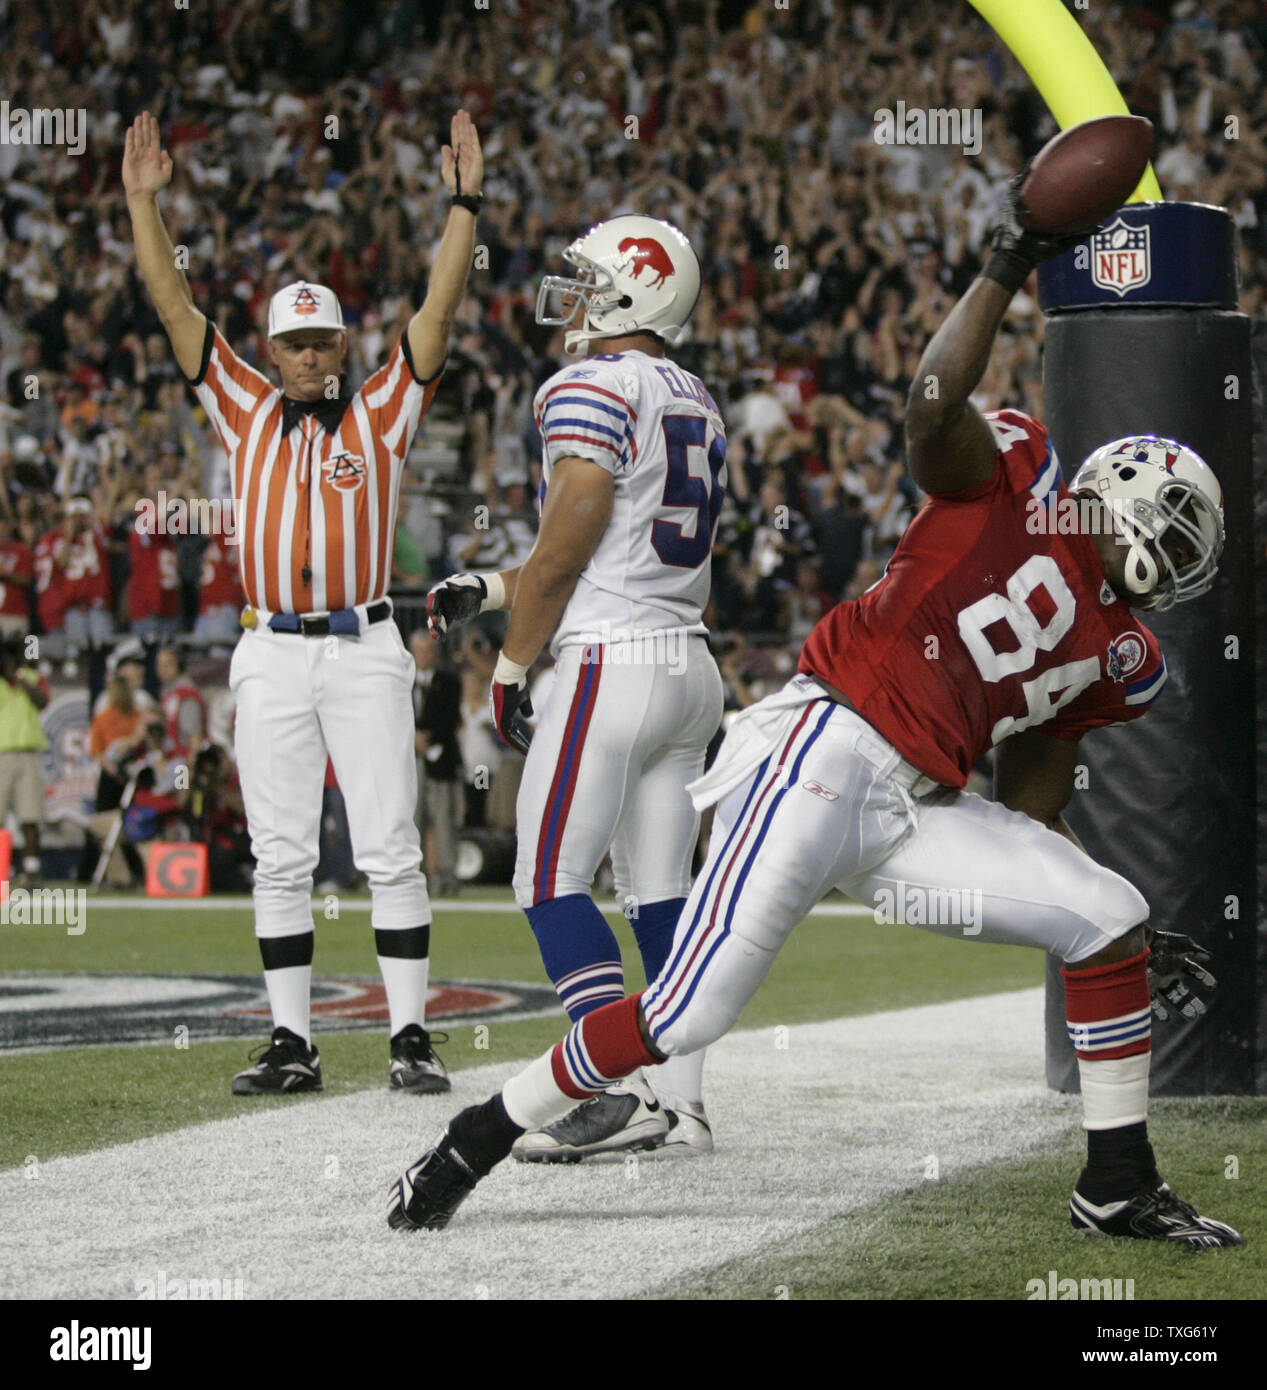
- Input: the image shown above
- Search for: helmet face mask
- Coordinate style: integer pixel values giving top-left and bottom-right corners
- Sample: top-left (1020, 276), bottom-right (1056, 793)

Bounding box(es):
top-left (1119, 483), bottom-right (1222, 610)
top-left (1071, 435), bottom-right (1225, 612)
top-left (534, 215), bottom-right (700, 355)
top-left (534, 257), bottom-right (613, 331)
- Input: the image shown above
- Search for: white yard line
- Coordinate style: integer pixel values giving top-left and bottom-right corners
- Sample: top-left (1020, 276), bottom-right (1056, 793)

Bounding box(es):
top-left (0, 987), bottom-right (1077, 1301)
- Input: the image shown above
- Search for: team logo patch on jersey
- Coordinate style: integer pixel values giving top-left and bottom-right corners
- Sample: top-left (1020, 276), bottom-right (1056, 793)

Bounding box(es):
top-left (1106, 631), bottom-right (1147, 683)
top-left (322, 450), bottom-right (366, 493)
top-left (616, 235), bottom-right (675, 288)
top-left (1090, 217), bottom-right (1151, 297)
top-left (802, 779), bottom-right (839, 802)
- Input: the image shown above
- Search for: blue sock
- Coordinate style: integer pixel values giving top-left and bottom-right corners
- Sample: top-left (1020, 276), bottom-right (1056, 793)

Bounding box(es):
top-left (631, 897), bottom-right (685, 987)
top-left (526, 893), bottom-right (625, 1023)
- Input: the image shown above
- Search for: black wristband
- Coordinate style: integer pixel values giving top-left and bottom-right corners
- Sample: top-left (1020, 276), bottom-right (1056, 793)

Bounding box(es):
top-left (451, 193), bottom-right (483, 215)
top-left (980, 248), bottom-right (1033, 296)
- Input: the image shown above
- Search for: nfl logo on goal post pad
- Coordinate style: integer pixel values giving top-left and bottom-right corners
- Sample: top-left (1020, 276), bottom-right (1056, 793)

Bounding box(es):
top-left (1038, 202), bottom-right (1238, 313)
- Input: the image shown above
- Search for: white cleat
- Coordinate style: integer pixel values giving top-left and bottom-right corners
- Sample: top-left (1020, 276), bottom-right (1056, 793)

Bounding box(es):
top-left (660, 1099), bottom-right (713, 1157)
top-left (513, 1074), bottom-right (669, 1164)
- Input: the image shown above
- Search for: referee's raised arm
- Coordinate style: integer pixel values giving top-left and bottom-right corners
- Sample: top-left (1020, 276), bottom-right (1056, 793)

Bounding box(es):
top-left (122, 111), bottom-right (207, 381)
top-left (406, 109), bottom-right (484, 383)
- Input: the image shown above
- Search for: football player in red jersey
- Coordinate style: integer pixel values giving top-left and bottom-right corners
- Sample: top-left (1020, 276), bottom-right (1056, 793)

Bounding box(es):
top-left (389, 174), bottom-right (1239, 1247)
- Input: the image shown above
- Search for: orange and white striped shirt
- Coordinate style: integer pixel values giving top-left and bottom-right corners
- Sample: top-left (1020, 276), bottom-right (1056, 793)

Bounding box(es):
top-left (189, 324), bottom-right (441, 614)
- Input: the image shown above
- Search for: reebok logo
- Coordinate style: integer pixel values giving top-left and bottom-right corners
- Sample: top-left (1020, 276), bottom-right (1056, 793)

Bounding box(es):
top-left (802, 780), bottom-right (839, 802)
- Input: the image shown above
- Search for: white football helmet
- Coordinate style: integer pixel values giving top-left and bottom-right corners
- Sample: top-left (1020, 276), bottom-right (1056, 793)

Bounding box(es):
top-left (1071, 434), bottom-right (1224, 610)
top-left (535, 215), bottom-right (701, 355)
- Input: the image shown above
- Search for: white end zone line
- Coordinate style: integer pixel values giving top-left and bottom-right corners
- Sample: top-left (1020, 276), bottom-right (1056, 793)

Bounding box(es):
top-left (0, 987), bottom-right (1079, 1301)
top-left (54, 895), bottom-right (877, 916)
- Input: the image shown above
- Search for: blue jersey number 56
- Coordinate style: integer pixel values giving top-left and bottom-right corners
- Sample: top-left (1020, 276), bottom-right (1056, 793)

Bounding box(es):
top-left (651, 414), bottom-right (727, 569)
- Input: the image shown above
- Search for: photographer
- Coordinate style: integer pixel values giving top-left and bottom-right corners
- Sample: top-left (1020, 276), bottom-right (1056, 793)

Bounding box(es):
top-left (182, 740), bottom-right (252, 893)
top-left (79, 669), bottom-right (156, 885)
top-left (0, 636), bottom-right (49, 884)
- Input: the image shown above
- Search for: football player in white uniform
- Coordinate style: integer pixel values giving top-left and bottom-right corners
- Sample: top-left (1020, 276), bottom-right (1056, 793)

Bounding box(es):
top-left (426, 216), bottom-right (726, 1160)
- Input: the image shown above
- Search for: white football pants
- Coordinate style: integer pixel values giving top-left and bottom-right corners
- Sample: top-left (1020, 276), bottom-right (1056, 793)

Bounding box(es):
top-left (230, 614), bottom-right (429, 937)
top-left (512, 635), bottom-right (723, 908)
top-left (641, 680), bottom-right (1148, 1057)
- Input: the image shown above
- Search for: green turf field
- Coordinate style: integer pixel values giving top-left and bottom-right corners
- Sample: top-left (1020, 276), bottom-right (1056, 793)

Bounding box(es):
top-left (1, 895), bottom-right (1042, 1168)
top-left (3, 892), bottom-right (1262, 1300)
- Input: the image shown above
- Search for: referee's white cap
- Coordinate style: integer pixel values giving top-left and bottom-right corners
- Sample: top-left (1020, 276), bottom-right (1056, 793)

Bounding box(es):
top-left (268, 280), bottom-right (345, 338)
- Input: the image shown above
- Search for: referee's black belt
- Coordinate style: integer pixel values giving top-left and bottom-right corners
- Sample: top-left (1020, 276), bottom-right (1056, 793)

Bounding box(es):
top-left (267, 601), bottom-right (392, 637)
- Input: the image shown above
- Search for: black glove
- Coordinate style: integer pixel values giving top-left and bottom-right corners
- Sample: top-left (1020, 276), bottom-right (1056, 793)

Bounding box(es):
top-left (982, 165), bottom-right (1098, 294)
top-left (1147, 929), bottom-right (1216, 1023)
top-left (425, 573), bottom-right (486, 640)
top-left (489, 674), bottom-right (533, 755)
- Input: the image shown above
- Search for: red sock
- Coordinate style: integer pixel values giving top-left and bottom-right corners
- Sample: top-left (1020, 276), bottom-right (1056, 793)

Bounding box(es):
top-left (550, 992), bottom-right (658, 1100)
top-left (1061, 949), bottom-right (1151, 1061)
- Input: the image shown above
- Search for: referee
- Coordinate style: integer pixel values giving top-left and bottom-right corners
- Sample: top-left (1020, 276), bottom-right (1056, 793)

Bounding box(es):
top-left (123, 108), bottom-right (485, 1096)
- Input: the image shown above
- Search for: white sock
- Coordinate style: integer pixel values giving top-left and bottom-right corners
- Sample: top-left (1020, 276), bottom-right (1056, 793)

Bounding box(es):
top-left (654, 1048), bottom-right (705, 1107)
top-left (264, 965), bottom-right (312, 1046)
top-left (502, 1048), bottom-right (580, 1131)
top-left (377, 954), bottom-right (430, 1037)
top-left (1078, 1052), bottom-right (1151, 1129)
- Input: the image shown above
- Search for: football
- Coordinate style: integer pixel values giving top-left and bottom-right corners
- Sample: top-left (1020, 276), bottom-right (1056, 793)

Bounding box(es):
top-left (1019, 114), bottom-right (1155, 237)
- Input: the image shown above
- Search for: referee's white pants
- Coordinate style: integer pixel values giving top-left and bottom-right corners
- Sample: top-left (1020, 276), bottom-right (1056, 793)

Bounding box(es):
top-left (230, 619), bottom-right (429, 937)
top-left (641, 683), bottom-right (1148, 1057)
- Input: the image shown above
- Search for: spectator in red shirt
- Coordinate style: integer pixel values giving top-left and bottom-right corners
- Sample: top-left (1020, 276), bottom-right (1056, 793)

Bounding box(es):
top-left (0, 515), bottom-right (35, 639)
top-left (128, 505), bottom-right (181, 641)
top-left (156, 645), bottom-right (207, 764)
top-left (192, 513), bottom-right (243, 648)
top-left (34, 519), bottom-right (69, 639)
top-left (60, 497), bottom-right (114, 648)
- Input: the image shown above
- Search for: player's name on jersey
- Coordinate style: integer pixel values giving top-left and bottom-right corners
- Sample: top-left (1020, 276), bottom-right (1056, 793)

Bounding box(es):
top-left (574, 621), bottom-right (689, 675)
top-left (654, 364), bottom-right (721, 414)
top-left (1025, 494), bottom-right (1135, 539)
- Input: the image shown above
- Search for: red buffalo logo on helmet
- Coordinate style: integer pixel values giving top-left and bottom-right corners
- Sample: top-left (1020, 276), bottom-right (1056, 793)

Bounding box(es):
top-left (617, 236), bottom-right (675, 289)
top-left (323, 450), bottom-right (366, 493)
top-left (292, 286), bottom-right (322, 317)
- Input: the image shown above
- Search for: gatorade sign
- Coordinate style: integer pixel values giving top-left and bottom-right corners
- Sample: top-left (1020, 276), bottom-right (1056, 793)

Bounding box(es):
top-left (146, 844), bottom-right (210, 898)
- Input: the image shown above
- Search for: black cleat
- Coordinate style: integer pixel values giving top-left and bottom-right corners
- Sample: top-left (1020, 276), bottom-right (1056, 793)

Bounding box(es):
top-left (389, 1024), bottom-right (450, 1094)
top-left (388, 1133), bottom-right (480, 1231)
top-left (512, 1080), bottom-right (668, 1163)
top-left (231, 1026), bottom-right (323, 1095)
top-left (1070, 1181), bottom-right (1244, 1248)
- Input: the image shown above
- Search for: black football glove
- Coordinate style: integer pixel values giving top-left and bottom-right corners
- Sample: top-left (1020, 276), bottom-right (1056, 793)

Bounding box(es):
top-left (982, 165), bottom-right (1100, 294)
top-left (425, 573), bottom-right (486, 640)
top-left (489, 674), bottom-right (533, 755)
top-left (1146, 928), bottom-right (1216, 1023)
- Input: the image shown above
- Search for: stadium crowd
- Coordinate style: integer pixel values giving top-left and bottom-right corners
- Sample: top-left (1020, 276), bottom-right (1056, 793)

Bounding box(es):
top-left (0, 0), bottom-right (1264, 864)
